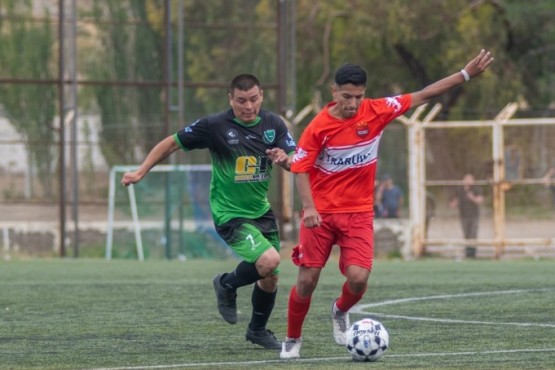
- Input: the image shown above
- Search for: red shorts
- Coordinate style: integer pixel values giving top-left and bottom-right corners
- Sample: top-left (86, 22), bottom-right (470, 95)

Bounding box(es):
top-left (292, 212), bottom-right (374, 275)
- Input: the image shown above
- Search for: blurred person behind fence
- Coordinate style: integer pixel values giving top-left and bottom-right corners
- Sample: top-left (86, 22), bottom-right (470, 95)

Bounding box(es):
top-left (449, 173), bottom-right (484, 258)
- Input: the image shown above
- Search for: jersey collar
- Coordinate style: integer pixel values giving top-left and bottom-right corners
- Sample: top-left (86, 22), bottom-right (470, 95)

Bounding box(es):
top-left (233, 115), bottom-right (261, 127)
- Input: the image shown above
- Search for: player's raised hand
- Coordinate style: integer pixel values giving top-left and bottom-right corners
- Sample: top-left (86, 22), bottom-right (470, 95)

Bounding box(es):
top-left (463, 49), bottom-right (494, 79)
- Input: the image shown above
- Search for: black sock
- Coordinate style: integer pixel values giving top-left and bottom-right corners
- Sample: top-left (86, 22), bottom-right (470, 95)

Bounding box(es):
top-left (249, 283), bottom-right (277, 331)
top-left (220, 261), bottom-right (262, 290)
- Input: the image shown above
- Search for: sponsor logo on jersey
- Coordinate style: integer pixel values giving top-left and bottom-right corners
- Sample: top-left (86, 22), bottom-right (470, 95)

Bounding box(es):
top-left (234, 156), bottom-right (270, 183)
top-left (314, 134), bottom-right (381, 173)
top-left (226, 129), bottom-right (239, 145)
top-left (263, 129), bottom-right (276, 144)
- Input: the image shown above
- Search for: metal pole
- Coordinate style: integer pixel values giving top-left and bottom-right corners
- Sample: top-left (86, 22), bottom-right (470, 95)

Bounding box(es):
top-left (70, 0), bottom-right (79, 257)
top-left (276, 0), bottom-right (288, 235)
top-left (164, 0), bottom-right (172, 259)
top-left (177, 0), bottom-right (185, 258)
top-left (58, 0), bottom-right (66, 257)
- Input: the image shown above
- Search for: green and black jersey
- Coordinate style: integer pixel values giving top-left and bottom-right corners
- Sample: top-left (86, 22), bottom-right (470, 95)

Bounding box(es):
top-left (174, 109), bottom-right (296, 225)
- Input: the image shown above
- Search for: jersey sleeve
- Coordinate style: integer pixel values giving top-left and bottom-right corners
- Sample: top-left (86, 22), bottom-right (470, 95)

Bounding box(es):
top-left (273, 116), bottom-right (297, 155)
top-left (370, 94), bottom-right (412, 124)
top-left (290, 122), bottom-right (320, 173)
top-left (174, 118), bottom-right (212, 151)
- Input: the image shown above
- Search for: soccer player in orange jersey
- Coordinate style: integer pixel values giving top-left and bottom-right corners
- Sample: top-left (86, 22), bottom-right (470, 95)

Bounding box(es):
top-left (280, 50), bottom-right (494, 359)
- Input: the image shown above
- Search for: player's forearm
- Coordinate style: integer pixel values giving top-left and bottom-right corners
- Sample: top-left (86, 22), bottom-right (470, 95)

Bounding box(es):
top-left (295, 173), bottom-right (316, 210)
top-left (410, 72), bottom-right (465, 107)
top-left (136, 136), bottom-right (179, 177)
top-left (411, 49), bottom-right (493, 108)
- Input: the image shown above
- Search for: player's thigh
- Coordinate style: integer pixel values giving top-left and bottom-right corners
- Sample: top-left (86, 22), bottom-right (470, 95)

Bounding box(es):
top-left (217, 221), bottom-right (276, 264)
top-left (294, 214), bottom-right (336, 268)
top-left (335, 212), bottom-right (374, 274)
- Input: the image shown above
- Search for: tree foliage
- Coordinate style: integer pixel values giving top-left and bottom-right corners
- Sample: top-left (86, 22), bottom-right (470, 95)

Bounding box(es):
top-left (84, 0), bottom-right (165, 165)
top-left (1, 0), bottom-right (555, 190)
top-left (0, 0), bottom-right (56, 197)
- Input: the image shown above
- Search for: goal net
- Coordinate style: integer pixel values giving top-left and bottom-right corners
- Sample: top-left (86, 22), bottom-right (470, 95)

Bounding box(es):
top-left (105, 164), bottom-right (231, 261)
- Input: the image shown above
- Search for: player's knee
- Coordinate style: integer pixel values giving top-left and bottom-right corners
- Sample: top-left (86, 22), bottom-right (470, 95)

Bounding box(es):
top-left (297, 274), bottom-right (319, 295)
top-left (255, 248), bottom-right (280, 277)
top-left (348, 280), bottom-right (367, 295)
top-left (258, 274), bottom-right (279, 292)
top-left (346, 274), bottom-right (369, 294)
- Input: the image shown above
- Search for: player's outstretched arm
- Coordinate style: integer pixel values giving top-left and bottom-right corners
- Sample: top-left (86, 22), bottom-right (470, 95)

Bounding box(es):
top-left (121, 135), bottom-right (180, 186)
top-left (410, 49), bottom-right (494, 108)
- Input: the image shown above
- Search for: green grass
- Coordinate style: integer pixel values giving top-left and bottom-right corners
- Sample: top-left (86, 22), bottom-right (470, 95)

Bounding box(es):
top-left (0, 258), bottom-right (554, 369)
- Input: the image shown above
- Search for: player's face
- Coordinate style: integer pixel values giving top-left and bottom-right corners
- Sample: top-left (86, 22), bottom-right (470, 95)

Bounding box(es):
top-left (229, 87), bottom-right (264, 123)
top-left (330, 83), bottom-right (366, 119)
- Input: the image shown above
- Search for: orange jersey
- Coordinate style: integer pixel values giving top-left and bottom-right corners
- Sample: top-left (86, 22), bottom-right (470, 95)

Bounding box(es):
top-left (291, 95), bottom-right (411, 213)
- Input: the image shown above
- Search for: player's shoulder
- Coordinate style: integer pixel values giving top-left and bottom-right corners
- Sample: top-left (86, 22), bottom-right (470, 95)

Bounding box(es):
top-left (259, 109), bottom-right (284, 124)
top-left (203, 109), bottom-right (233, 124)
top-left (365, 94), bottom-right (411, 114)
top-left (258, 109), bottom-right (283, 122)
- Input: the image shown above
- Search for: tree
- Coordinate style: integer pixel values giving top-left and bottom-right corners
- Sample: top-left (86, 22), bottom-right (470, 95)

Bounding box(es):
top-left (0, 0), bottom-right (57, 198)
top-left (85, 0), bottom-right (165, 166)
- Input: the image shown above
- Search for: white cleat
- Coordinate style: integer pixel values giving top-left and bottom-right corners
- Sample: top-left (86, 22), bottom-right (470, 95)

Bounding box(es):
top-left (331, 299), bottom-right (350, 345)
top-left (280, 337), bottom-right (302, 359)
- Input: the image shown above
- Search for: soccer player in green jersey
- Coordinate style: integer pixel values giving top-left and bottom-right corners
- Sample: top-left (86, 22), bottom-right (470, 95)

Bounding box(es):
top-left (121, 74), bottom-right (296, 349)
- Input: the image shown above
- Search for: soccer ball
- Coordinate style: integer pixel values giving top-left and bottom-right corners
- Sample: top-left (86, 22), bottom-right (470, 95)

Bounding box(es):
top-left (345, 318), bottom-right (389, 362)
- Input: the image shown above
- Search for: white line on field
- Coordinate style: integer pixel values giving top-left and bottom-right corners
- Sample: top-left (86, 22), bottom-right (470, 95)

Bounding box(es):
top-left (85, 288), bottom-right (555, 370)
top-left (352, 287), bottom-right (555, 310)
top-left (85, 348), bottom-right (555, 370)
top-left (357, 312), bottom-right (555, 328)
top-left (351, 288), bottom-right (555, 328)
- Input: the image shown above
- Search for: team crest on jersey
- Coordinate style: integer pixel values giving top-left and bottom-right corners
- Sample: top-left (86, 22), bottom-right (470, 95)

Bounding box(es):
top-left (263, 129), bottom-right (276, 144)
top-left (226, 129), bottom-right (239, 145)
top-left (356, 121), bottom-right (369, 137)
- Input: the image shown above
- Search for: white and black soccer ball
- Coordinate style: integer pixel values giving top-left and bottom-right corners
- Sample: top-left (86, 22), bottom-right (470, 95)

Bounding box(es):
top-left (345, 318), bottom-right (389, 362)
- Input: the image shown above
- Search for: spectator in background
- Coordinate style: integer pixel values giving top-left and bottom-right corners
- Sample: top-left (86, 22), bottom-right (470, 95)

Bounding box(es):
top-left (378, 174), bottom-right (403, 218)
top-left (425, 190), bottom-right (436, 237)
top-left (373, 178), bottom-right (383, 217)
top-left (504, 145), bottom-right (521, 181)
top-left (542, 167), bottom-right (555, 208)
top-left (450, 173), bottom-right (484, 258)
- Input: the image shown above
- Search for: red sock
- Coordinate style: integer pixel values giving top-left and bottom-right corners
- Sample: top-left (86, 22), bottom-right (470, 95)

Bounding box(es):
top-left (286, 285), bottom-right (311, 339)
top-left (335, 281), bottom-right (366, 312)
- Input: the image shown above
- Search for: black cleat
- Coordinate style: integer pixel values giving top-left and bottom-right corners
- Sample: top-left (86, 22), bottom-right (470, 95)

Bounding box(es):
top-left (212, 274), bottom-right (237, 324)
top-left (246, 327), bottom-right (282, 349)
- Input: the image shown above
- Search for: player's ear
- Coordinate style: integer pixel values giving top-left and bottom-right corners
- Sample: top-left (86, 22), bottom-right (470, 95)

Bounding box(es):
top-left (228, 93), bottom-right (233, 106)
top-left (259, 89), bottom-right (264, 101)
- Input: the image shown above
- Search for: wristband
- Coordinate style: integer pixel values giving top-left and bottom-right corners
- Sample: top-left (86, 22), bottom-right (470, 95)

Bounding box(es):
top-left (460, 69), bottom-right (470, 82)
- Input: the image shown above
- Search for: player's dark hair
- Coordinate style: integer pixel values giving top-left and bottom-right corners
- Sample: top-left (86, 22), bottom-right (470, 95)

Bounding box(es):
top-left (334, 63), bottom-right (367, 87)
top-left (230, 74), bottom-right (261, 93)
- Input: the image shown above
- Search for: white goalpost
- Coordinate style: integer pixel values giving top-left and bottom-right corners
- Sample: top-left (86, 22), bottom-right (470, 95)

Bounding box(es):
top-left (105, 164), bottom-right (215, 261)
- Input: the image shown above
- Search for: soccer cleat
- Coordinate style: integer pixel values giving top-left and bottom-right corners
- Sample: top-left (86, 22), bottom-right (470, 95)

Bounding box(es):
top-left (245, 327), bottom-right (282, 349)
top-left (212, 274), bottom-right (238, 324)
top-left (331, 299), bottom-right (350, 345)
top-left (280, 337), bottom-right (302, 359)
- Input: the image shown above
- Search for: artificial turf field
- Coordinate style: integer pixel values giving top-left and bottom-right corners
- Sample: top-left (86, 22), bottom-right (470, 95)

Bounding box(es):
top-left (0, 257), bottom-right (554, 369)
